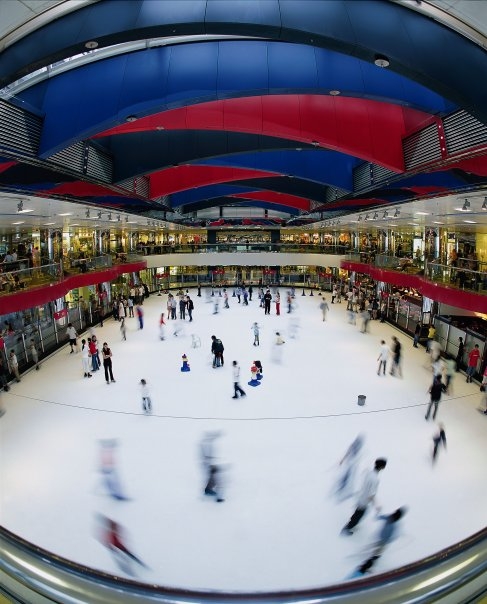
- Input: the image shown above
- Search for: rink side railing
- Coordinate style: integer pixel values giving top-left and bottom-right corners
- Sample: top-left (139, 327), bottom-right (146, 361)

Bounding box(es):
top-left (0, 526), bottom-right (486, 604)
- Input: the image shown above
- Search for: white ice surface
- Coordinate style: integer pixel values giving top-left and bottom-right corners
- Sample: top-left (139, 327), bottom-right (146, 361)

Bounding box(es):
top-left (0, 290), bottom-right (486, 591)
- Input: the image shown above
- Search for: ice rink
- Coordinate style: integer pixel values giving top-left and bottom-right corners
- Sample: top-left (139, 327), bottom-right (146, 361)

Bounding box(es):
top-left (0, 288), bottom-right (486, 591)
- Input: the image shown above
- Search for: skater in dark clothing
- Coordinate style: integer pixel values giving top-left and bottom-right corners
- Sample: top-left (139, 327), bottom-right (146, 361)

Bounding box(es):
top-left (425, 374), bottom-right (446, 420)
top-left (352, 508), bottom-right (407, 576)
top-left (264, 289), bottom-right (272, 315)
top-left (102, 342), bottom-right (116, 384)
top-left (200, 431), bottom-right (224, 502)
top-left (455, 337), bottom-right (464, 371)
top-left (432, 423), bottom-right (447, 461)
top-left (211, 335), bottom-right (224, 368)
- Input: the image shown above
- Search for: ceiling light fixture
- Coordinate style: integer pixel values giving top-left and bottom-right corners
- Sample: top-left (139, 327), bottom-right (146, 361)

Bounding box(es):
top-left (373, 212), bottom-right (378, 220)
top-left (463, 220), bottom-right (477, 224)
top-left (85, 40), bottom-right (99, 50)
top-left (462, 199), bottom-right (470, 211)
top-left (125, 216), bottom-right (129, 222)
top-left (58, 213), bottom-right (73, 216)
top-left (98, 211), bottom-right (102, 219)
top-left (482, 197), bottom-right (487, 210)
top-left (125, 115), bottom-right (137, 122)
top-left (12, 221), bottom-right (24, 225)
top-left (117, 214), bottom-right (121, 222)
top-left (85, 209), bottom-right (90, 218)
top-left (17, 200), bottom-right (23, 212)
top-left (374, 54), bottom-right (390, 68)
top-left (329, 89), bottom-right (341, 96)
top-left (365, 214), bottom-right (370, 221)
top-left (383, 210), bottom-right (388, 219)
top-left (394, 209), bottom-right (400, 218)
top-left (108, 212), bottom-right (112, 221)
top-left (358, 215), bottom-right (362, 222)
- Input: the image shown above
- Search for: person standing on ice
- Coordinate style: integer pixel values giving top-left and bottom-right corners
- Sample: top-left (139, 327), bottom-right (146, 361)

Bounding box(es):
top-left (200, 431), bottom-right (225, 502)
top-left (252, 322), bottom-right (260, 346)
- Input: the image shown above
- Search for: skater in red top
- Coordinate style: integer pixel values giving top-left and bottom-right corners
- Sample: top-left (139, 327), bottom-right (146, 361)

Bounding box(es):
top-left (466, 344), bottom-right (480, 383)
top-left (98, 515), bottom-right (146, 575)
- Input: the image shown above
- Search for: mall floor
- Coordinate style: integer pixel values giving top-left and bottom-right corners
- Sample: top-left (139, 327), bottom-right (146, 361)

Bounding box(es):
top-left (0, 289), bottom-right (486, 592)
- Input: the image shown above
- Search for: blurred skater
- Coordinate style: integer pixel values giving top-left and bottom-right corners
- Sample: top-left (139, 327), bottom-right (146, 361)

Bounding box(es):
top-left (425, 374), bottom-right (446, 421)
top-left (350, 508), bottom-right (407, 577)
top-left (29, 339), bottom-right (40, 370)
top-left (120, 317), bottom-right (127, 341)
top-left (98, 439), bottom-right (129, 501)
top-left (81, 340), bottom-right (92, 378)
top-left (97, 515), bottom-right (146, 575)
top-left (342, 458), bottom-right (387, 535)
top-left (159, 312), bottom-right (166, 340)
top-left (377, 340), bottom-right (389, 376)
top-left (432, 423), bottom-right (447, 462)
top-left (252, 322), bottom-right (260, 346)
top-left (200, 431), bottom-right (225, 502)
top-left (232, 361), bottom-right (246, 399)
top-left (139, 379), bottom-right (152, 414)
top-left (320, 297), bottom-right (329, 321)
top-left (336, 434), bottom-right (365, 500)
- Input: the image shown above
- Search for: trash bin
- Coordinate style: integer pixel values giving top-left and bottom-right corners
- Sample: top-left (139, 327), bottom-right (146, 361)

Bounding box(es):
top-left (357, 395), bottom-right (366, 406)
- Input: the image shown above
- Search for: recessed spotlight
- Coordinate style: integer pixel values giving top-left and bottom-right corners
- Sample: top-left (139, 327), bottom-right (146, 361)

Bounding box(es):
top-left (12, 221), bottom-right (24, 225)
top-left (125, 115), bottom-right (137, 122)
top-left (70, 223), bottom-right (80, 226)
top-left (374, 54), bottom-right (390, 68)
top-left (58, 213), bottom-right (73, 216)
top-left (329, 90), bottom-right (341, 96)
top-left (463, 220), bottom-right (477, 224)
top-left (42, 222), bottom-right (55, 226)
top-left (85, 40), bottom-right (99, 50)
top-left (415, 211), bottom-right (429, 215)
top-left (433, 221), bottom-right (444, 225)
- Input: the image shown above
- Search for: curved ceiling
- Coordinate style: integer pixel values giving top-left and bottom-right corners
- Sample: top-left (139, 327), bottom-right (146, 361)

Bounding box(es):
top-left (0, 0), bottom-right (487, 229)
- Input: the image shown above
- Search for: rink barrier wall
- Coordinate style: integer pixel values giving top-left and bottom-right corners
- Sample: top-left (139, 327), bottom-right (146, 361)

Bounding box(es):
top-left (0, 526), bottom-right (486, 604)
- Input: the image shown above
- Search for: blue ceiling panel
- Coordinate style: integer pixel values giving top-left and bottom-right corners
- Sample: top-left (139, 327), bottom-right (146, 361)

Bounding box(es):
top-left (171, 184), bottom-right (260, 207)
top-left (165, 43), bottom-right (218, 105)
top-left (216, 41), bottom-right (269, 95)
top-left (193, 149), bottom-right (359, 190)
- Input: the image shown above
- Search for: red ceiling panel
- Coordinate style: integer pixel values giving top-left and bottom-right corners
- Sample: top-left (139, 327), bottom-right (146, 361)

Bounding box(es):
top-left (149, 165), bottom-right (281, 197)
top-left (95, 95), bottom-right (434, 172)
top-left (230, 190), bottom-right (310, 211)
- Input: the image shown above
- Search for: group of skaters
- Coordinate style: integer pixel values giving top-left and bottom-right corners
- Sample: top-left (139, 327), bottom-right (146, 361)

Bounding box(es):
top-left (166, 291), bottom-right (194, 321)
top-left (67, 323), bottom-right (116, 384)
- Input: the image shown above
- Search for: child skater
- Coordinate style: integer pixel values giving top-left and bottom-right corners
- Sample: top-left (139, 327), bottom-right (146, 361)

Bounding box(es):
top-left (139, 379), bottom-right (152, 414)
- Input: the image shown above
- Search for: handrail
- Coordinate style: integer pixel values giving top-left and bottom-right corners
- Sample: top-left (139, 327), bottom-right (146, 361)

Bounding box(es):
top-left (0, 526), bottom-right (486, 603)
top-left (136, 243), bottom-right (352, 255)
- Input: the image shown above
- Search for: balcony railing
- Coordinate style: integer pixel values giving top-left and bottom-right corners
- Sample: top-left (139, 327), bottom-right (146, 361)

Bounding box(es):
top-left (0, 262), bottom-right (61, 295)
top-left (137, 243), bottom-right (352, 255)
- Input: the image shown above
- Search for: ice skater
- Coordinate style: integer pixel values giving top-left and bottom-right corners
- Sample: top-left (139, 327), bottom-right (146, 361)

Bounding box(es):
top-left (97, 515), bottom-right (146, 575)
top-left (320, 297), bottom-right (329, 321)
top-left (213, 297), bottom-right (220, 315)
top-left (232, 361), bottom-right (246, 399)
top-left (425, 374), bottom-right (446, 420)
top-left (29, 339), bottom-right (40, 370)
top-left (335, 434), bottom-right (365, 500)
top-left (81, 339), bottom-right (92, 378)
top-left (139, 379), bottom-right (152, 414)
top-left (223, 289), bottom-right (229, 308)
top-left (159, 312), bottom-right (166, 340)
top-left (120, 317), bottom-right (127, 341)
top-left (102, 342), bottom-right (116, 384)
top-left (341, 458), bottom-right (387, 535)
top-left (200, 431), bottom-right (225, 502)
top-left (252, 322), bottom-right (260, 346)
top-left (350, 507), bottom-right (407, 577)
top-left (272, 332), bottom-right (285, 364)
top-left (98, 439), bottom-right (129, 501)
top-left (377, 340), bottom-right (389, 376)
top-left (136, 304), bottom-right (144, 329)
top-left (432, 423), bottom-right (447, 462)
top-left (66, 323), bottom-right (79, 353)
